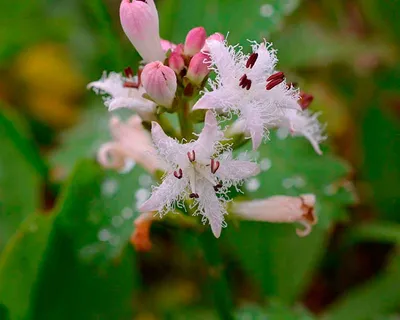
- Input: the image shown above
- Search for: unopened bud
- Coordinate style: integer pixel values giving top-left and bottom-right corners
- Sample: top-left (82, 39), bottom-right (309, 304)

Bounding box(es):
top-left (186, 52), bottom-right (210, 85)
top-left (168, 52), bottom-right (185, 74)
top-left (160, 39), bottom-right (176, 53)
top-left (232, 194), bottom-right (317, 237)
top-left (120, 0), bottom-right (164, 62)
top-left (202, 32), bottom-right (225, 52)
top-left (184, 27), bottom-right (206, 56)
top-left (141, 61), bottom-right (177, 107)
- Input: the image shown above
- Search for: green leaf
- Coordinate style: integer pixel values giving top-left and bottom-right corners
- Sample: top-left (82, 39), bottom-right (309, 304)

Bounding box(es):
top-left (361, 107), bottom-right (400, 220)
top-left (31, 160), bottom-right (139, 319)
top-left (323, 251), bottom-right (400, 320)
top-left (347, 222), bottom-right (400, 245)
top-left (224, 132), bottom-right (355, 303)
top-left (159, 0), bottom-right (299, 45)
top-left (0, 108), bottom-right (44, 251)
top-left (236, 302), bottom-right (314, 320)
top-left (0, 213), bottom-right (56, 320)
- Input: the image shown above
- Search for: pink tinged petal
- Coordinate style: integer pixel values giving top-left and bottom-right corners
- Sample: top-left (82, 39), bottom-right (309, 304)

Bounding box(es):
top-left (202, 33), bottom-right (225, 52)
top-left (151, 121), bottom-right (182, 164)
top-left (120, 0), bottom-right (164, 62)
top-left (197, 181), bottom-right (226, 238)
top-left (250, 126), bottom-right (264, 150)
top-left (161, 39), bottom-right (176, 52)
top-left (217, 159), bottom-right (260, 181)
top-left (302, 132), bottom-right (323, 155)
top-left (186, 52), bottom-right (210, 85)
top-left (232, 194), bottom-right (317, 237)
top-left (141, 61), bottom-right (177, 107)
top-left (184, 27), bottom-right (207, 56)
top-left (97, 142), bottom-right (127, 170)
top-left (140, 174), bottom-right (188, 212)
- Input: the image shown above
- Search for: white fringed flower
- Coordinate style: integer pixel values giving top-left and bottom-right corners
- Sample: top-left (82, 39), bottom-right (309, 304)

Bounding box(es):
top-left (278, 109), bottom-right (327, 155)
top-left (193, 40), bottom-right (301, 150)
top-left (232, 194), bottom-right (317, 237)
top-left (140, 111), bottom-right (260, 238)
top-left (88, 72), bottom-right (156, 121)
top-left (98, 115), bottom-right (164, 174)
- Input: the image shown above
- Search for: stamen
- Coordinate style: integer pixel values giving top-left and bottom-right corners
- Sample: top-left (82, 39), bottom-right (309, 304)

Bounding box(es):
top-left (239, 74), bottom-right (252, 90)
top-left (123, 81), bottom-right (139, 88)
top-left (266, 78), bottom-right (284, 90)
top-left (266, 71), bottom-right (284, 82)
top-left (210, 159), bottom-right (220, 174)
top-left (213, 183), bottom-right (223, 192)
top-left (299, 93), bottom-right (314, 110)
top-left (189, 193), bottom-right (199, 199)
top-left (124, 67), bottom-right (134, 78)
top-left (286, 82), bottom-right (297, 89)
top-left (173, 168), bottom-right (183, 179)
top-left (187, 150), bottom-right (196, 162)
top-left (246, 53), bottom-right (259, 69)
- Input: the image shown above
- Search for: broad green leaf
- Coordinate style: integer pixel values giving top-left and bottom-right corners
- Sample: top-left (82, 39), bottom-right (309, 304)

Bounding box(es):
top-left (31, 160), bottom-right (139, 319)
top-left (224, 132), bottom-right (355, 303)
top-left (361, 107), bottom-right (400, 221)
top-left (323, 251), bottom-right (400, 320)
top-left (0, 213), bottom-right (55, 320)
top-left (0, 108), bottom-right (45, 251)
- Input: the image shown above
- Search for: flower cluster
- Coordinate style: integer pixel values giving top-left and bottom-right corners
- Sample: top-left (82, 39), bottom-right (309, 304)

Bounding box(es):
top-left (89, 0), bottom-right (326, 242)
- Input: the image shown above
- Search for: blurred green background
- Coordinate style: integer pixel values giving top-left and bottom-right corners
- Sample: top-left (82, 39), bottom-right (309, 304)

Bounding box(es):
top-left (0, 0), bottom-right (399, 319)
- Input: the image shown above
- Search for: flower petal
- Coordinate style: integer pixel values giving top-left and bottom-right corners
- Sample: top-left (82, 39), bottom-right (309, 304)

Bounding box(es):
top-left (139, 174), bottom-right (188, 212)
top-left (217, 158), bottom-right (260, 181)
top-left (151, 121), bottom-right (184, 166)
top-left (196, 181), bottom-right (227, 238)
top-left (194, 111), bottom-right (224, 160)
top-left (88, 72), bottom-right (126, 98)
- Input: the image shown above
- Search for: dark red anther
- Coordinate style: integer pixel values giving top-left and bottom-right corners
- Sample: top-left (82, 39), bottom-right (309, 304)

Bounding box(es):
top-left (210, 159), bottom-right (220, 174)
top-left (123, 81), bottom-right (139, 89)
top-left (173, 168), bottom-right (183, 179)
top-left (299, 93), bottom-right (314, 110)
top-left (266, 78), bottom-right (284, 90)
top-left (266, 71), bottom-right (284, 82)
top-left (239, 74), bottom-right (252, 90)
top-left (189, 193), bottom-right (199, 199)
top-left (246, 53), bottom-right (259, 69)
top-left (124, 67), bottom-right (134, 78)
top-left (213, 183), bottom-right (223, 191)
top-left (187, 150), bottom-right (196, 162)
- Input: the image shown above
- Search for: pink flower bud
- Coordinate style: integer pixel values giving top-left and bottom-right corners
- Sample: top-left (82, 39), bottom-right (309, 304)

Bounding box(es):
top-left (184, 27), bottom-right (206, 56)
top-left (173, 44), bottom-right (184, 55)
top-left (160, 39), bottom-right (176, 53)
top-left (141, 61), bottom-right (177, 107)
top-left (168, 52), bottom-right (185, 74)
top-left (202, 32), bottom-right (225, 52)
top-left (120, 0), bottom-right (165, 62)
top-left (186, 52), bottom-right (210, 85)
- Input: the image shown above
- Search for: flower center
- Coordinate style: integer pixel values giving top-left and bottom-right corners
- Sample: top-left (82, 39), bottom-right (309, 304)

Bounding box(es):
top-left (123, 66), bottom-right (141, 89)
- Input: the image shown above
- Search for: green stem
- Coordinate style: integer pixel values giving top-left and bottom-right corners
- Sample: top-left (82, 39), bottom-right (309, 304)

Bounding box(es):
top-left (178, 100), bottom-right (194, 140)
top-left (157, 113), bottom-right (180, 139)
top-left (199, 232), bottom-right (234, 320)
